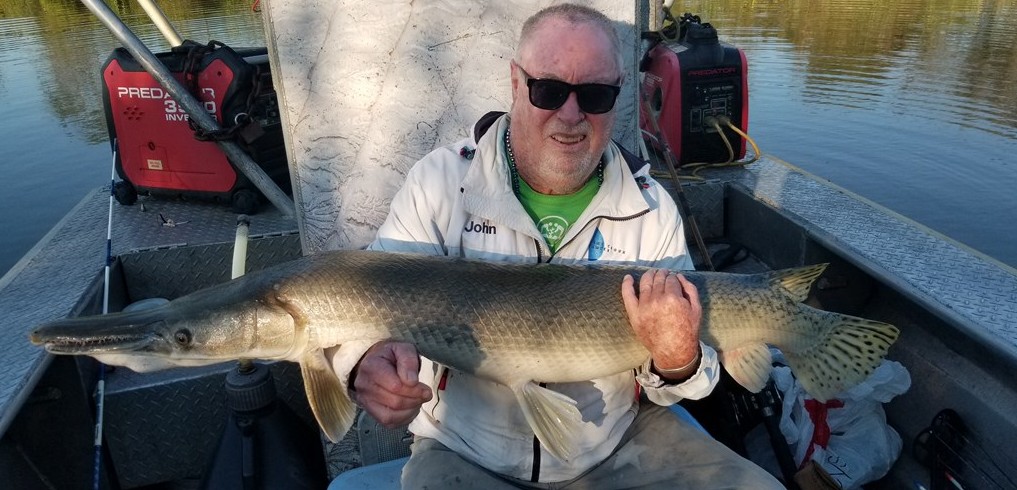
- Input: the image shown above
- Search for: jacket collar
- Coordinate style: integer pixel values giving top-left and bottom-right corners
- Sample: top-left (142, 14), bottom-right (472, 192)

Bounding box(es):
top-left (460, 114), bottom-right (653, 230)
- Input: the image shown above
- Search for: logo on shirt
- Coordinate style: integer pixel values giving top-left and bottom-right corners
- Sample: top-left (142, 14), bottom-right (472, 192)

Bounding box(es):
top-left (587, 228), bottom-right (627, 260)
top-left (537, 216), bottom-right (568, 246)
top-left (588, 229), bottom-right (605, 260)
top-left (464, 220), bottom-right (497, 235)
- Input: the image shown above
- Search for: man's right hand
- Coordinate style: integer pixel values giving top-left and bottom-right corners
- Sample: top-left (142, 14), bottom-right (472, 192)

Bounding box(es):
top-left (352, 341), bottom-right (433, 427)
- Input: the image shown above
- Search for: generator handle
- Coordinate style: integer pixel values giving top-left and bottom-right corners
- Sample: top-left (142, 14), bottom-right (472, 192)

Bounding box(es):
top-left (80, 0), bottom-right (297, 218)
top-left (137, 0), bottom-right (183, 47)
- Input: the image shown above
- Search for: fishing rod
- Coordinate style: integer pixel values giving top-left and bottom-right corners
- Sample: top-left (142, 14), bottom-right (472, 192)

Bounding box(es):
top-left (91, 141), bottom-right (118, 490)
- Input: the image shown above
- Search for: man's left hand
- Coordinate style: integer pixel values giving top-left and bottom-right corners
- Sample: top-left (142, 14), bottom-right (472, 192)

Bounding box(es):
top-left (621, 269), bottom-right (703, 380)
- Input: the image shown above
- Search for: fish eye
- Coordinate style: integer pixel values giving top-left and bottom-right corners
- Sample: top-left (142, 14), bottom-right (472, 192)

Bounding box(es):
top-left (173, 329), bottom-right (192, 346)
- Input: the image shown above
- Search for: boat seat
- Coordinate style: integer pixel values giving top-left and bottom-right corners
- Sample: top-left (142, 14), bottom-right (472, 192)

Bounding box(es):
top-left (327, 404), bottom-right (705, 489)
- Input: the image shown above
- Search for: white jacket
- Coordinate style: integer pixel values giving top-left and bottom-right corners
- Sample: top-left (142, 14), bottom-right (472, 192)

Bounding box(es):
top-left (333, 114), bottom-right (719, 482)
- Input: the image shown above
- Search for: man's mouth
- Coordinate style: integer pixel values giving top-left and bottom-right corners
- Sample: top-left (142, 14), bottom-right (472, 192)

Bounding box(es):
top-left (552, 134), bottom-right (586, 145)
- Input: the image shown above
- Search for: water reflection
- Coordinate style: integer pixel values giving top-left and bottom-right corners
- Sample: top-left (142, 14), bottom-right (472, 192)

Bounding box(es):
top-left (679, 0), bottom-right (1017, 137)
top-left (0, 0), bottom-right (265, 145)
top-left (675, 0), bottom-right (1017, 267)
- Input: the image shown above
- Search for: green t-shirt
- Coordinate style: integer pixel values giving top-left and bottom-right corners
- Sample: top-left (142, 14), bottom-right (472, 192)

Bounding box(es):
top-left (517, 176), bottom-right (599, 253)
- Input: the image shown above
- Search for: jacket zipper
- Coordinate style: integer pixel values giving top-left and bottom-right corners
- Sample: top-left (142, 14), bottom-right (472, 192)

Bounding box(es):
top-left (530, 435), bottom-right (542, 481)
top-left (528, 209), bottom-right (651, 476)
top-left (546, 209), bottom-right (650, 262)
top-left (530, 381), bottom-right (548, 482)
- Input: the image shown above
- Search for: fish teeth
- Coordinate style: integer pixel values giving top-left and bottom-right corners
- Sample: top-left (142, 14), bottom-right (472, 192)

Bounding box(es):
top-left (48, 333), bottom-right (143, 351)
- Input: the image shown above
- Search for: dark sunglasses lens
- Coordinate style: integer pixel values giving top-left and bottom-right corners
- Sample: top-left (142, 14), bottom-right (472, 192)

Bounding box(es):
top-left (527, 79), bottom-right (619, 114)
top-left (528, 79), bottom-right (570, 110)
top-left (576, 85), bottom-right (619, 114)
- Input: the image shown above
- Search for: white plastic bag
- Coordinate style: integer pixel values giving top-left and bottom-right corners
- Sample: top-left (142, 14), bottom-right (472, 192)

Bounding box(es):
top-left (772, 359), bottom-right (911, 489)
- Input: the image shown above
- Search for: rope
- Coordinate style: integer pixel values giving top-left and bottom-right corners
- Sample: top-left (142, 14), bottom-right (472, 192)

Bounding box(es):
top-left (680, 116), bottom-right (762, 178)
top-left (182, 40), bottom-right (267, 143)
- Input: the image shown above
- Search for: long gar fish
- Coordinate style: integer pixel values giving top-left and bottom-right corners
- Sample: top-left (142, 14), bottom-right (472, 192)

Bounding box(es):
top-left (30, 249), bottom-right (899, 462)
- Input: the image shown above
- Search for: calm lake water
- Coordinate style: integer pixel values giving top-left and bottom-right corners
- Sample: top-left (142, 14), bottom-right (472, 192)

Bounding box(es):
top-left (1, 0), bottom-right (1016, 276)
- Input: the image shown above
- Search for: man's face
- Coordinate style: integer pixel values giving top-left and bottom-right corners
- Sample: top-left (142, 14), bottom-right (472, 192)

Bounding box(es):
top-left (509, 18), bottom-right (621, 194)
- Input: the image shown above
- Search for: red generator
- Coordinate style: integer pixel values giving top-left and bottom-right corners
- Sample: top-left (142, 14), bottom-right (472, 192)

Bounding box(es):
top-left (640, 15), bottom-right (749, 166)
top-left (101, 41), bottom-right (290, 214)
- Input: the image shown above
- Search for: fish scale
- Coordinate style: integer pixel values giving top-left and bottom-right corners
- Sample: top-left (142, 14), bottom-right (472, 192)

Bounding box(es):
top-left (30, 249), bottom-right (899, 462)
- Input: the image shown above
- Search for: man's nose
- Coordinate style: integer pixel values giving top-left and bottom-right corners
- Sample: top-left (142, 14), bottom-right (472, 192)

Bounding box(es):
top-left (556, 91), bottom-right (585, 125)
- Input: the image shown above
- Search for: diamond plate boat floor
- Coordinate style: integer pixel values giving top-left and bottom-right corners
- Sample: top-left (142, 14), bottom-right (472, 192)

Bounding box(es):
top-left (0, 191), bottom-right (298, 436)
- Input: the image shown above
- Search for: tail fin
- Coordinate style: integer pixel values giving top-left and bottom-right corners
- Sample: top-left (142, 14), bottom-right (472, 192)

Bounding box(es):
top-left (783, 306), bottom-right (900, 402)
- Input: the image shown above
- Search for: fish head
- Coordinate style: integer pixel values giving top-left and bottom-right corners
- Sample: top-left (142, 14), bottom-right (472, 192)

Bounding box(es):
top-left (29, 291), bottom-right (301, 372)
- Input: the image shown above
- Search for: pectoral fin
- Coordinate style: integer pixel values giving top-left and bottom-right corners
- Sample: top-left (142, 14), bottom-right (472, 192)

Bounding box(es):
top-left (300, 347), bottom-right (357, 442)
top-left (719, 343), bottom-right (774, 393)
top-left (513, 381), bottom-right (582, 462)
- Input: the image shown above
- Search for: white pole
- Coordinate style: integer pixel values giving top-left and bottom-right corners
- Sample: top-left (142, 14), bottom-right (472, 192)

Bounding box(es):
top-left (232, 215), bottom-right (251, 279)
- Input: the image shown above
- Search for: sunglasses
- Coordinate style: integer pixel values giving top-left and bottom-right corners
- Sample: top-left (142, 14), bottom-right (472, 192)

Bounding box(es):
top-left (516, 64), bottom-right (621, 115)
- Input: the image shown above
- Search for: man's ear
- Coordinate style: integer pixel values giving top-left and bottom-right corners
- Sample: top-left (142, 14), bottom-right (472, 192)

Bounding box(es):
top-left (509, 61), bottom-right (520, 104)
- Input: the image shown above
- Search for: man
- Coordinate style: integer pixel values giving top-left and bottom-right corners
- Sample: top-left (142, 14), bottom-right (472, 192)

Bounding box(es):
top-left (329, 4), bottom-right (784, 488)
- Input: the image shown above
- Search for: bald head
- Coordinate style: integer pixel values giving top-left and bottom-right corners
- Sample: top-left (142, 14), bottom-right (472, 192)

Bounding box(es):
top-left (515, 4), bottom-right (624, 78)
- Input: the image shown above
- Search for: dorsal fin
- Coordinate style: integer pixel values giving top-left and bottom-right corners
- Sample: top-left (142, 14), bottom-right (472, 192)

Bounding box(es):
top-left (766, 263), bottom-right (828, 303)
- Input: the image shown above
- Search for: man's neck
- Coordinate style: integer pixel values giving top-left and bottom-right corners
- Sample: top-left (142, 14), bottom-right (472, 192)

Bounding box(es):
top-left (517, 165), bottom-right (596, 195)
top-left (506, 127), bottom-right (602, 195)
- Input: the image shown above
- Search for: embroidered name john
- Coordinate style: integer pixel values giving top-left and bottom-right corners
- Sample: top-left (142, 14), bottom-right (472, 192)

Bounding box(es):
top-left (464, 220), bottom-right (497, 235)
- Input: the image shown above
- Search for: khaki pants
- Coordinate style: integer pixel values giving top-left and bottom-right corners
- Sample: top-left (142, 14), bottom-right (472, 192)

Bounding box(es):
top-left (401, 401), bottom-right (785, 489)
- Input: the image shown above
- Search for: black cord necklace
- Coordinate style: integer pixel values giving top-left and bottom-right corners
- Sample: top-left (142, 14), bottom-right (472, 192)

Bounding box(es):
top-left (504, 127), bottom-right (604, 196)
